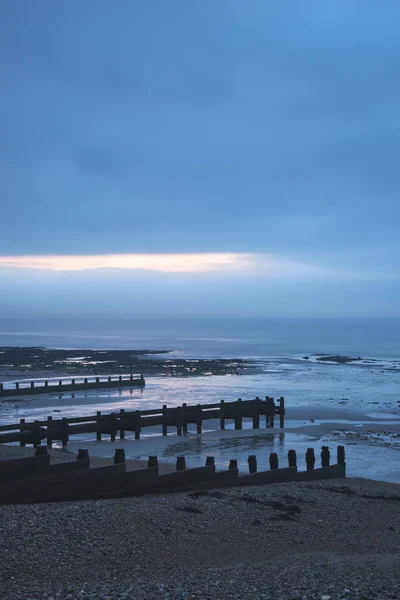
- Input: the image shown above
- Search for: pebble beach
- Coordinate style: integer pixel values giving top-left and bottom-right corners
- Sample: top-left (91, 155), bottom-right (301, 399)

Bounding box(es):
top-left (1, 448), bottom-right (399, 600)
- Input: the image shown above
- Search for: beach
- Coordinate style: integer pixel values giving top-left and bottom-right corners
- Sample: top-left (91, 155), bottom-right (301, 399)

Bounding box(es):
top-left (1, 462), bottom-right (399, 600)
top-left (1, 320), bottom-right (400, 598)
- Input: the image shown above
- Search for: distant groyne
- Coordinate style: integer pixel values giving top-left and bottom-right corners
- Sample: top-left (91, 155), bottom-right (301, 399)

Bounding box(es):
top-left (0, 374), bottom-right (145, 398)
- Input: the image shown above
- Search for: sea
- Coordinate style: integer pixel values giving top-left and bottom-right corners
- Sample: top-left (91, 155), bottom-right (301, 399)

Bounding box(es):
top-left (0, 317), bottom-right (399, 482)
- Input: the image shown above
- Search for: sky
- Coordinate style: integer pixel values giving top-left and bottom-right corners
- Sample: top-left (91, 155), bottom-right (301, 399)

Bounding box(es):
top-left (0, 0), bottom-right (399, 318)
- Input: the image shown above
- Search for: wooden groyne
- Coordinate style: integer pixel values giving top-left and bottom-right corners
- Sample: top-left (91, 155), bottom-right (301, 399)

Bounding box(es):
top-left (0, 374), bottom-right (145, 398)
top-left (0, 396), bottom-right (285, 447)
top-left (0, 445), bottom-right (346, 505)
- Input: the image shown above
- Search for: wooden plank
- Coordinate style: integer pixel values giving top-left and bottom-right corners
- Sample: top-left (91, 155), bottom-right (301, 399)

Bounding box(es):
top-left (1, 458), bottom-right (89, 482)
top-left (237, 466), bottom-right (298, 486)
top-left (0, 463), bottom-right (126, 505)
top-left (296, 464), bottom-right (346, 481)
top-left (0, 454), bottom-right (50, 470)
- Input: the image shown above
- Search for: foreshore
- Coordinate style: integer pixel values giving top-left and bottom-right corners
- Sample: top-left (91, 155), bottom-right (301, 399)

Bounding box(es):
top-left (0, 450), bottom-right (399, 600)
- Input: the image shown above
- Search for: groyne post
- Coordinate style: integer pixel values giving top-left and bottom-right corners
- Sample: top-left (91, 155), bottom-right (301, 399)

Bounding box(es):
top-left (61, 418), bottom-right (69, 448)
top-left (19, 419), bottom-right (25, 447)
top-left (96, 411), bottom-right (102, 441)
top-left (35, 445), bottom-right (48, 456)
top-left (306, 448), bottom-right (315, 470)
top-left (235, 399), bottom-right (243, 430)
top-left (33, 420), bottom-right (41, 447)
top-left (288, 449), bottom-right (297, 467)
top-left (120, 409), bottom-right (125, 439)
top-left (269, 452), bottom-right (279, 470)
top-left (265, 397), bottom-right (274, 428)
top-left (205, 456), bottom-right (215, 467)
top-left (176, 406), bottom-right (183, 436)
top-left (196, 404), bottom-right (202, 434)
top-left (109, 413), bottom-right (117, 442)
top-left (46, 416), bottom-right (53, 448)
top-left (252, 397), bottom-right (260, 428)
top-left (220, 400), bottom-right (225, 430)
top-left (176, 456), bottom-right (186, 471)
top-left (114, 448), bottom-right (125, 464)
top-left (182, 403), bottom-right (188, 434)
top-left (162, 405), bottom-right (168, 436)
top-left (337, 445), bottom-right (345, 465)
top-left (134, 410), bottom-right (141, 440)
top-left (229, 459), bottom-right (238, 470)
top-left (148, 456), bottom-right (158, 468)
top-left (248, 455), bottom-right (257, 473)
top-left (321, 446), bottom-right (330, 467)
top-left (279, 397), bottom-right (285, 428)
top-left (77, 448), bottom-right (89, 461)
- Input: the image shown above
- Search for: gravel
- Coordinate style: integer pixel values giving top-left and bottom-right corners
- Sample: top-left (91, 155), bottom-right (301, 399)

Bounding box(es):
top-left (1, 470), bottom-right (399, 600)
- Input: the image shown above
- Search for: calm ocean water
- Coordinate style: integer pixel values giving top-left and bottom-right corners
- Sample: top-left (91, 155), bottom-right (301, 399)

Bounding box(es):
top-left (0, 317), bottom-right (399, 359)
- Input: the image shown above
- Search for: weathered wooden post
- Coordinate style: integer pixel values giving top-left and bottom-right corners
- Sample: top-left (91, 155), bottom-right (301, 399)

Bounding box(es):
top-left (84, 378), bottom-right (88, 386)
top-left (71, 379), bottom-right (75, 386)
top-left (59, 379), bottom-right (62, 387)
top-left (108, 376), bottom-right (112, 383)
top-left (176, 406), bottom-right (183, 436)
top-left (148, 456), bottom-right (158, 468)
top-left (205, 456), bottom-right (215, 467)
top-left (220, 399), bottom-right (225, 430)
top-left (119, 409), bottom-right (125, 439)
top-left (162, 404), bottom-right (168, 436)
top-left (77, 448), bottom-right (89, 461)
top-left (114, 448), bottom-right (125, 464)
top-left (321, 446), bottom-right (330, 467)
top-left (30, 381), bottom-right (35, 389)
top-left (96, 411), bottom-right (102, 441)
top-left (196, 404), bottom-right (203, 434)
top-left (265, 396), bottom-right (274, 428)
top-left (269, 452), bottom-right (279, 470)
top-left (176, 456), bottom-right (186, 471)
top-left (130, 374), bottom-right (133, 381)
top-left (32, 420), bottom-right (42, 448)
top-left (337, 445), bottom-right (345, 465)
top-left (16, 382), bottom-right (19, 390)
top-left (248, 455), bottom-right (257, 473)
top-left (229, 459), bottom-right (238, 470)
top-left (46, 416), bottom-right (53, 447)
top-left (119, 375), bottom-right (122, 383)
top-left (61, 418), bottom-right (69, 448)
top-left (288, 449), bottom-right (297, 468)
top-left (182, 403), bottom-right (188, 434)
top-left (44, 380), bottom-right (48, 388)
top-left (252, 397), bottom-right (260, 429)
top-left (35, 445), bottom-right (48, 456)
top-left (279, 397), bottom-right (285, 428)
top-left (306, 448), bottom-right (315, 470)
top-left (234, 399), bottom-right (243, 430)
top-left (109, 413), bottom-right (117, 442)
top-left (134, 410), bottom-right (141, 440)
top-left (19, 418), bottom-right (26, 447)
top-left (96, 377), bottom-right (100, 384)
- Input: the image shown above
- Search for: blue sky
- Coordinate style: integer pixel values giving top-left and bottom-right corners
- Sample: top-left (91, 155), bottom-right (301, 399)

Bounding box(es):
top-left (0, 1), bottom-right (399, 317)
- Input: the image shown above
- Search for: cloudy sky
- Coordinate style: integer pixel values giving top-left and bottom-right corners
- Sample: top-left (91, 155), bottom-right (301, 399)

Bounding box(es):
top-left (1, 1), bottom-right (399, 317)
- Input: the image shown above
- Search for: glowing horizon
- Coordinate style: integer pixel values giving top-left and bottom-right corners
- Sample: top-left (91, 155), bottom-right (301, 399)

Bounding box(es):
top-left (0, 253), bottom-right (257, 273)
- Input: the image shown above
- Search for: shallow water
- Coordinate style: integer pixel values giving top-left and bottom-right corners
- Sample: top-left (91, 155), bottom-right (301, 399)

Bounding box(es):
top-left (1, 317), bottom-right (399, 483)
